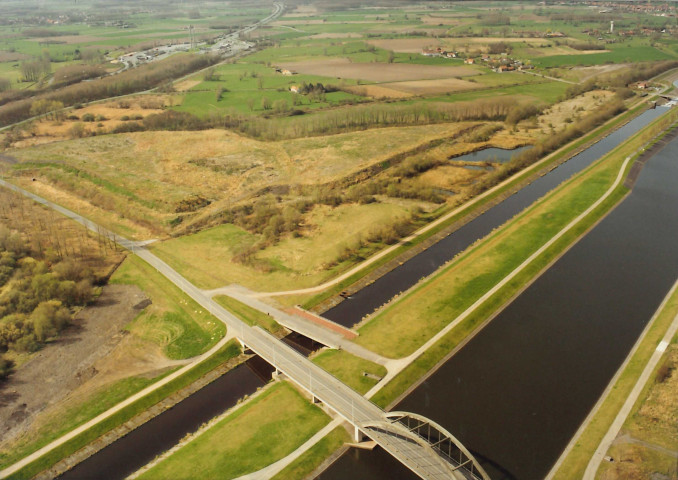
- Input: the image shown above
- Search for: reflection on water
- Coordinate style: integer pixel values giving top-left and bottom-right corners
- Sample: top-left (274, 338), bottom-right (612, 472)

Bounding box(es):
top-left (321, 110), bottom-right (677, 479)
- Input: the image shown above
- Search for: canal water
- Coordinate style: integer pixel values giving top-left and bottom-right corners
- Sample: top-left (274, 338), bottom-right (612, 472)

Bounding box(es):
top-left (55, 107), bottom-right (672, 480)
top-left (319, 120), bottom-right (678, 479)
top-left (451, 145), bottom-right (532, 164)
top-left (324, 107), bottom-right (667, 328)
top-left (55, 333), bottom-right (322, 480)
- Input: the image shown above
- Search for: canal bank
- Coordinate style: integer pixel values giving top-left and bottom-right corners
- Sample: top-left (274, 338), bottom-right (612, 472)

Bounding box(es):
top-left (322, 107), bottom-right (667, 328)
top-left (318, 114), bottom-right (678, 479)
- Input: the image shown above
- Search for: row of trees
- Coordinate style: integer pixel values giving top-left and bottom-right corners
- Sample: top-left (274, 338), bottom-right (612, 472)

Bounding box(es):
top-left (0, 53), bottom-right (220, 127)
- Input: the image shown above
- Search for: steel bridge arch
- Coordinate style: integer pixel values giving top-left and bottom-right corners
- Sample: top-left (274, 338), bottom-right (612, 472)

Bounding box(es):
top-left (362, 411), bottom-right (491, 480)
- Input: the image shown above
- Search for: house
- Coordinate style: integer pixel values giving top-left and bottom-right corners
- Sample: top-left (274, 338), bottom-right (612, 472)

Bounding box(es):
top-left (464, 58), bottom-right (475, 64)
top-left (281, 69), bottom-right (295, 76)
top-left (421, 48), bottom-right (439, 57)
top-left (290, 85), bottom-right (299, 93)
top-left (635, 82), bottom-right (649, 89)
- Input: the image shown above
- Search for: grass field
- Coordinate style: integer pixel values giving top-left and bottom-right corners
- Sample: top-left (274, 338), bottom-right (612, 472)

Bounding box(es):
top-left (216, 295), bottom-right (284, 335)
top-left (111, 255), bottom-right (225, 359)
top-left (150, 201), bottom-right (418, 292)
top-left (0, 373), bottom-right (165, 470)
top-left (369, 105), bottom-right (678, 407)
top-left (312, 350), bottom-right (386, 395)
top-left (358, 107), bottom-right (678, 361)
top-left (552, 293), bottom-right (678, 480)
top-left (269, 426), bottom-right (350, 480)
top-left (137, 381), bottom-right (330, 480)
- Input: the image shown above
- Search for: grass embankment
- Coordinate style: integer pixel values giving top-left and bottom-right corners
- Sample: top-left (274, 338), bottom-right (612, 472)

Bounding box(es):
top-left (137, 381), bottom-right (330, 480)
top-left (558, 322), bottom-right (677, 479)
top-left (311, 350), bottom-right (386, 395)
top-left (4, 340), bottom-right (242, 480)
top-left (215, 295), bottom-right (284, 335)
top-left (370, 106), bottom-right (678, 407)
top-left (270, 426), bottom-right (350, 480)
top-left (0, 374), bottom-right (163, 471)
top-left (112, 255), bottom-right (225, 359)
top-left (301, 100), bottom-right (652, 311)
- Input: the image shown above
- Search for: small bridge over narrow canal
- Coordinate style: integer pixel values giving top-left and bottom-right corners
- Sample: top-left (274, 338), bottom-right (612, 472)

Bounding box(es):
top-left (240, 327), bottom-right (489, 480)
top-left (0, 179), bottom-right (489, 480)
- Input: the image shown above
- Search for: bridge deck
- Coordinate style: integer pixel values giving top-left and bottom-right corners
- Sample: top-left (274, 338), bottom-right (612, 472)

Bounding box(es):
top-left (1, 179), bottom-right (481, 480)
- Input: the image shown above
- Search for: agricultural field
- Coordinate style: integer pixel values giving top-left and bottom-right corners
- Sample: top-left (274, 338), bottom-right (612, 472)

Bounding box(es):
top-left (1, 0), bottom-right (678, 478)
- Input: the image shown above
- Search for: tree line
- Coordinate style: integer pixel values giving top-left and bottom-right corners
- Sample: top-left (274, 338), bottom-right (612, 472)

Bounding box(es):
top-left (0, 53), bottom-right (220, 127)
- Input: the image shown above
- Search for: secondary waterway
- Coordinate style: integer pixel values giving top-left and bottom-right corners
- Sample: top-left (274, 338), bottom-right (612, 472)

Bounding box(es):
top-left (324, 107), bottom-right (667, 327)
top-left (451, 145), bottom-right (532, 164)
top-left (56, 333), bottom-right (320, 480)
top-left (50, 107), bottom-right (670, 480)
top-left (319, 120), bottom-right (678, 479)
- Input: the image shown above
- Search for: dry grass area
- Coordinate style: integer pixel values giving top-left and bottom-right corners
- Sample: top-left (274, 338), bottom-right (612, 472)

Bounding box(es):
top-left (279, 58), bottom-right (477, 82)
top-left (7, 123), bottom-right (475, 239)
top-left (0, 284), bottom-right (180, 456)
top-left (536, 90), bottom-right (615, 132)
top-left (11, 95), bottom-right (170, 148)
top-left (570, 64), bottom-right (630, 82)
top-left (173, 79), bottom-right (202, 92)
top-left (150, 200), bottom-right (424, 291)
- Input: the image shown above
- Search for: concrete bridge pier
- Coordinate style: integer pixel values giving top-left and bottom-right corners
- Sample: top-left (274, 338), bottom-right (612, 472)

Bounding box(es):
top-left (354, 426), bottom-right (365, 443)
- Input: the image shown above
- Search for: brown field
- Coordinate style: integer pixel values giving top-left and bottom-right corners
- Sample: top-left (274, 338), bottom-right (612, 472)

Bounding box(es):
top-left (174, 79), bottom-right (202, 92)
top-left (367, 37), bottom-right (553, 53)
top-left (27, 35), bottom-right (105, 44)
top-left (537, 90), bottom-right (615, 131)
top-left (420, 15), bottom-right (468, 26)
top-left (16, 96), bottom-right (169, 147)
top-left (380, 77), bottom-right (481, 95)
top-left (279, 58), bottom-right (477, 82)
top-left (307, 32), bottom-right (363, 39)
top-left (0, 51), bottom-right (29, 62)
top-left (342, 84), bottom-right (413, 99)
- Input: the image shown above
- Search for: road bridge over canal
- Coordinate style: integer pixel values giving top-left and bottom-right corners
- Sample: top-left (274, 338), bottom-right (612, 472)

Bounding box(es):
top-left (0, 179), bottom-right (489, 480)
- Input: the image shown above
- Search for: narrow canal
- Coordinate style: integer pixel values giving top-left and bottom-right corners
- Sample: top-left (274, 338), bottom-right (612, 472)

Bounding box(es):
top-left (55, 333), bottom-right (321, 480)
top-left (56, 106), bottom-right (672, 480)
top-left (323, 107), bottom-right (667, 328)
top-left (318, 121), bottom-right (678, 479)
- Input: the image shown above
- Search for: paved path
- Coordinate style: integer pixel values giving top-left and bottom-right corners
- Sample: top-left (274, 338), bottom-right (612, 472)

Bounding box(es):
top-left (582, 297), bottom-right (678, 479)
top-left (365, 152), bottom-right (636, 398)
top-left (207, 285), bottom-right (392, 367)
top-left (0, 181), bottom-right (473, 480)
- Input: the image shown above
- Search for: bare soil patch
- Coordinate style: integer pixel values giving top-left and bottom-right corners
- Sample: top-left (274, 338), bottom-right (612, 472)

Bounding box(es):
top-left (343, 84), bottom-right (413, 99)
top-left (380, 77), bottom-right (481, 95)
top-left (174, 79), bottom-right (202, 92)
top-left (570, 63), bottom-right (629, 82)
top-left (537, 90), bottom-right (615, 132)
top-left (307, 32), bottom-right (363, 39)
top-left (26, 35), bottom-right (105, 44)
top-left (0, 52), bottom-right (29, 62)
top-left (0, 284), bottom-right (177, 451)
top-left (279, 58), bottom-right (476, 82)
